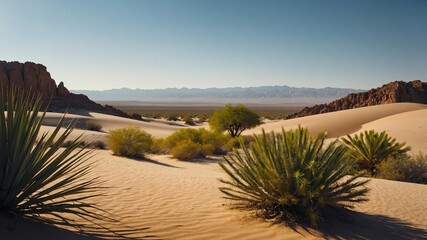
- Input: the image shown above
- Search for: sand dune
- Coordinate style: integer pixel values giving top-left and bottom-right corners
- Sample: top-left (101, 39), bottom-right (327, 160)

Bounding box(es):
top-left (3, 103), bottom-right (426, 239)
top-left (247, 103), bottom-right (427, 138)
top-left (3, 152), bottom-right (426, 239)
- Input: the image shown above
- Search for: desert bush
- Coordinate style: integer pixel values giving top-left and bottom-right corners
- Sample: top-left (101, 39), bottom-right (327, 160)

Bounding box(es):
top-left (86, 120), bottom-right (103, 131)
top-left (167, 114), bottom-right (180, 121)
top-left (342, 130), bottom-right (410, 176)
top-left (183, 115), bottom-right (196, 125)
top-left (219, 127), bottom-right (370, 226)
top-left (150, 138), bottom-right (168, 154)
top-left (108, 127), bottom-right (153, 158)
top-left (224, 135), bottom-right (256, 151)
top-left (89, 140), bottom-right (107, 149)
top-left (130, 113), bottom-right (142, 120)
top-left (209, 104), bottom-right (261, 137)
top-left (164, 128), bottom-right (229, 158)
top-left (171, 140), bottom-right (204, 160)
top-left (377, 154), bottom-right (427, 184)
top-left (0, 89), bottom-right (100, 225)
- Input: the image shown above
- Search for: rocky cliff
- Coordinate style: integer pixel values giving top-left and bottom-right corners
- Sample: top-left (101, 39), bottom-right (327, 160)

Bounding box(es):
top-left (0, 61), bottom-right (128, 117)
top-left (286, 80), bottom-right (427, 119)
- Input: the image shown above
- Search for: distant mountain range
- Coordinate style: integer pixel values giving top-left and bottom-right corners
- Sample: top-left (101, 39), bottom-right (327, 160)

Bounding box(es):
top-left (72, 86), bottom-right (365, 101)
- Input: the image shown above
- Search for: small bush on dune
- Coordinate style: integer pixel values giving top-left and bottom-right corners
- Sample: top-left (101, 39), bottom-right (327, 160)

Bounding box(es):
top-left (171, 140), bottom-right (204, 160)
top-left (377, 154), bottom-right (427, 184)
top-left (342, 130), bottom-right (410, 176)
top-left (108, 127), bottom-right (153, 158)
top-left (224, 135), bottom-right (255, 151)
top-left (0, 89), bottom-right (100, 226)
top-left (167, 114), bottom-right (180, 121)
top-left (163, 128), bottom-right (201, 150)
top-left (150, 138), bottom-right (168, 154)
top-left (86, 120), bottom-right (103, 131)
top-left (89, 140), bottom-right (107, 149)
top-left (219, 127), bottom-right (370, 227)
top-left (163, 128), bottom-right (229, 159)
top-left (183, 115), bottom-right (196, 125)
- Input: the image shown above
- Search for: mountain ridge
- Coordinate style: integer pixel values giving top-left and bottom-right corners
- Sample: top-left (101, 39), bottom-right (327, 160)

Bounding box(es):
top-left (0, 61), bottom-right (129, 117)
top-left (286, 80), bottom-right (427, 119)
top-left (73, 85), bottom-right (365, 101)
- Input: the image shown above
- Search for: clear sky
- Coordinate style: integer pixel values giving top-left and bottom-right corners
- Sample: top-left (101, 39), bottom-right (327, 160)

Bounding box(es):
top-left (0, 0), bottom-right (426, 90)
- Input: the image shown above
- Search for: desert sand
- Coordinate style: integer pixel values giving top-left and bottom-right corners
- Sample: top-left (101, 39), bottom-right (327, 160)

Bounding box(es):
top-left (2, 103), bottom-right (427, 239)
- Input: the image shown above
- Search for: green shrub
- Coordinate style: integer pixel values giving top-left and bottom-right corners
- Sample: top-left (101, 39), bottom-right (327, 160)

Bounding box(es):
top-left (377, 154), bottom-right (427, 184)
top-left (108, 127), bottom-right (153, 158)
top-left (86, 120), bottom-right (103, 131)
top-left (224, 135), bottom-right (255, 151)
top-left (171, 140), bottom-right (204, 160)
top-left (219, 127), bottom-right (370, 227)
top-left (167, 114), bottom-right (179, 121)
top-left (342, 130), bottom-right (410, 176)
top-left (0, 89), bottom-right (99, 225)
top-left (163, 128), bottom-right (229, 158)
top-left (150, 138), bottom-right (168, 154)
top-left (89, 140), bottom-right (107, 149)
top-left (183, 115), bottom-right (196, 125)
top-left (130, 113), bottom-right (142, 120)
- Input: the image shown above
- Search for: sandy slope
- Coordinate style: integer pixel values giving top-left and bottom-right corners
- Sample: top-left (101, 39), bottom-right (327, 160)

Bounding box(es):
top-left (247, 103), bottom-right (427, 137)
top-left (2, 152), bottom-right (426, 239)
top-left (2, 103), bottom-right (427, 239)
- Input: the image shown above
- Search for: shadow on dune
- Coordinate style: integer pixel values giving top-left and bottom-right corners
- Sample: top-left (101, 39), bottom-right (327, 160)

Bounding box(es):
top-left (313, 211), bottom-right (427, 240)
top-left (140, 157), bottom-right (181, 168)
top-left (123, 155), bottom-right (181, 168)
top-left (185, 157), bottom-right (224, 165)
top-left (1, 213), bottom-right (161, 240)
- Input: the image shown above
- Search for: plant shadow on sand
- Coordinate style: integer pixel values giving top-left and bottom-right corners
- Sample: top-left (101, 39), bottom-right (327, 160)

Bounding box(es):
top-left (1, 212), bottom-right (160, 240)
top-left (117, 154), bottom-right (181, 168)
top-left (295, 210), bottom-right (427, 240)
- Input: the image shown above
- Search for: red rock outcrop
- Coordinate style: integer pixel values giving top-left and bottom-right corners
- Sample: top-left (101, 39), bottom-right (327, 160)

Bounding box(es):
top-left (0, 61), bottom-right (128, 117)
top-left (286, 80), bottom-right (427, 119)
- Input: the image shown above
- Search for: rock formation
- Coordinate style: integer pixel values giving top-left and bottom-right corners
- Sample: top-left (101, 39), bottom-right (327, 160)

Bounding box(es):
top-left (286, 80), bottom-right (427, 119)
top-left (0, 61), bottom-right (128, 117)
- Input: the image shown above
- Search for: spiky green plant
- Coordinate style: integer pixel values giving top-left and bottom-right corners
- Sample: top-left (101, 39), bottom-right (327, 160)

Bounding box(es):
top-left (219, 127), bottom-right (369, 227)
top-left (0, 89), bottom-right (100, 225)
top-left (342, 130), bottom-right (410, 176)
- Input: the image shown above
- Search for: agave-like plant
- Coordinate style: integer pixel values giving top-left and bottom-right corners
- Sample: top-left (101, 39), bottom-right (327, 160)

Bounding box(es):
top-left (0, 89), bottom-right (100, 226)
top-left (219, 127), bottom-right (370, 227)
top-left (342, 130), bottom-right (410, 176)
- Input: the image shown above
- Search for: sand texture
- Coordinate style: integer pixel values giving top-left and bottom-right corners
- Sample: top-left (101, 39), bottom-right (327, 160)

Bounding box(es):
top-left (1, 103), bottom-right (427, 239)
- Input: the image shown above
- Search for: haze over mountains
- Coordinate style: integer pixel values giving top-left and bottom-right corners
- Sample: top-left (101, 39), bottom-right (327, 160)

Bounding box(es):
top-left (73, 86), bottom-right (365, 102)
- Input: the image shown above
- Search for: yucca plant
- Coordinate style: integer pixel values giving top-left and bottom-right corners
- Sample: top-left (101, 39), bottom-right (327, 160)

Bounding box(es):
top-left (219, 127), bottom-right (369, 227)
top-left (0, 89), bottom-right (101, 226)
top-left (342, 130), bottom-right (410, 176)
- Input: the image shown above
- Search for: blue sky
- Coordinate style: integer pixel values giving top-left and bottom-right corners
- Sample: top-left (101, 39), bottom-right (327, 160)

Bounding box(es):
top-left (0, 0), bottom-right (426, 90)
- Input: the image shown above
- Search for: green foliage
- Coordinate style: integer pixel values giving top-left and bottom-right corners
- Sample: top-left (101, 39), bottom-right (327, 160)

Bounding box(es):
top-left (162, 128), bottom-right (229, 160)
top-left (209, 104), bottom-right (261, 137)
top-left (150, 138), bottom-right (168, 154)
top-left (171, 140), bottom-right (204, 160)
top-left (183, 115), bottom-right (196, 126)
top-left (0, 89), bottom-right (99, 224)
top-left (219, 127), bottom-right (370, 226)
top-left (167, 114), bottom-right (179, 121)
top-left (86, 120), bottom-right (103, 131)
top-left (108, 127), bottom-right (153, 158)
top-left (342, 130), bottom-right (410, 176)
top-left (377, 154), bottom-right (427, 184)
top-left (224, 135), bottom-right (255, 151)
